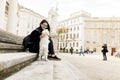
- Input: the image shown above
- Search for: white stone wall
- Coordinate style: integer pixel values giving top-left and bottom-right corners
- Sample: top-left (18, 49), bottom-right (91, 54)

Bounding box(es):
top-left (84, 18), bottom-right (120, 53)
top-left (0, 0), bottom-right (45, 36)
top-left (57, 12), bottom-right (88, 52)
top-left (0, 0), bottom-right (7, 30)
top-left (17, 7), bottom-right (45, 36)
top-left (7, 0), bottom-right (18, 34)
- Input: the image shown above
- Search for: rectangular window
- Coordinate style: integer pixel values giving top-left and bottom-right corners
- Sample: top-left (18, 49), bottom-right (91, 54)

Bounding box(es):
top-left (77, 33), bottom-right (79, 38)
top-left (77, 42), bottom-right (79, 47)
top-left (73, 43), bottom-right (75, 47)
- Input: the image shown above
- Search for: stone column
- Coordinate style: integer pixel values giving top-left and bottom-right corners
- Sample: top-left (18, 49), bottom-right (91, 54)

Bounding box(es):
top-left (0, 0), bottom-right (6, 30)
top-left (7, 0), bottom-right (18, 34)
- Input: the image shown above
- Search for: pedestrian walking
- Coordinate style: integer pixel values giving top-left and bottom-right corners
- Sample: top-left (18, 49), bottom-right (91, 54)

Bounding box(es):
top-left (70, 47), bottom-right (74, 55)
top-left (101, 44), bottom-right (108, 61)
top-left (79, 46), bottom-right (84, 56)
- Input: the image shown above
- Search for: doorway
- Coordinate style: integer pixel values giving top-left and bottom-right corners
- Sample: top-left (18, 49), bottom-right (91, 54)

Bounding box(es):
top-left (111, 48), bottom-right (116, 56)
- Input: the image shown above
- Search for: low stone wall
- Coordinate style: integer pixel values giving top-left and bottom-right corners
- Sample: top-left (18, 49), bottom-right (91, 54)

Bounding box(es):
top-left (0, 29), bottom-right (24, 52)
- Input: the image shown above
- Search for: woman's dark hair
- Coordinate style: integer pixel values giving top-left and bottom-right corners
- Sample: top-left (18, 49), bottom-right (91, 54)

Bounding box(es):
top-left (39, 19), bottom-right (50, 32)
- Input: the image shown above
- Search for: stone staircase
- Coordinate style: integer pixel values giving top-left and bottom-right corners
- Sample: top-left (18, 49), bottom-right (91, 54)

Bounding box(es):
top-left (4, 57), bottom-right (89, 80)
top-left (4, 60), bottom-right (79, 80)
top-left (0, 29), bottom-right (34, 80)
top-left (0, 52), bottom-right (90, 80)
top-left (0, 29), bottom-right (88, 80)
top-left (0, 29), bottom-right (23, 53)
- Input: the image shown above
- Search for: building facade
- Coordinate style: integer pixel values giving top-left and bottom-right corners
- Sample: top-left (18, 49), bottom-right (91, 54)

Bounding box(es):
top-left (58, 10), bottom-right (120, 55)
top-left (84, 17), bottom-right (120, 55)
top-left (57, 10), bottom-right (91, 52)
top-left (0, 0), bottom-right (45, 36)
top-left (0, 0), bottom-right (18, 32)
top-left (17, 6), bottom-right (45, 36)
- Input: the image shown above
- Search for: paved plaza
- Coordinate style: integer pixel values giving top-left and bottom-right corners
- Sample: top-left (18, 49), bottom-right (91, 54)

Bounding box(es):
top-left (61, 53), bottom-right (120, 80)
top-left (4, 53), bottom-right (120, 80)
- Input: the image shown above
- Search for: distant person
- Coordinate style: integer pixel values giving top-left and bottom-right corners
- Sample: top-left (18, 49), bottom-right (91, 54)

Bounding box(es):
top-left (79, 46), bottom-right (84, 56)
top-left (101, 44), bottom-right (108, 61)
top-left (70, 47), bottom-right (74, 55)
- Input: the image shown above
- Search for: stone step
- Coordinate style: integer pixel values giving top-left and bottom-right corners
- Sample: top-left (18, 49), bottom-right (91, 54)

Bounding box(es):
top-left (3, 53), bottom-right (90, 80)
top-left (5, 61), bottom-right (54, 80)
top-left (54, 61), bottom-right (89, 80)
top-left (0, 52), bottom-right (36, 79)
top-left (53, 61), bottom-right (79, 80)
top-left (5, 59), bottom-right (84, 80)
top-left (0, 28), bottom-right (23, 45)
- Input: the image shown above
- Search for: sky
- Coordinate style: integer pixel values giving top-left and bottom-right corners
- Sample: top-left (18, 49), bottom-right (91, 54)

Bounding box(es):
top-left (18, 0), bottom-right (120, 21)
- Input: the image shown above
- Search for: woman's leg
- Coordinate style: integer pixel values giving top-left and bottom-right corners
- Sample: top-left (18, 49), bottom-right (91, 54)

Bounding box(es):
top-left (48, 37), bottom-right (61, 60)
top-left (48, 37), bottom-right (55, 55)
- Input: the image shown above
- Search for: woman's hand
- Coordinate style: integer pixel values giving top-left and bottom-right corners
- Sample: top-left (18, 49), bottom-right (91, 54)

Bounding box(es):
top-left (40, 35), bottom-right (43, 38)
top-left (40, 34), bottom-right (45, 38)
top-left (48, 35), bottom-right (51, 37)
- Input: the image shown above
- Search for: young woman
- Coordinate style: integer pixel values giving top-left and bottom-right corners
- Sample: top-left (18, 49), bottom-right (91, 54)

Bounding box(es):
top-left (29, 19), bottom-right (61, 61)
top-left (39, 24), bottom-right (50, 61)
